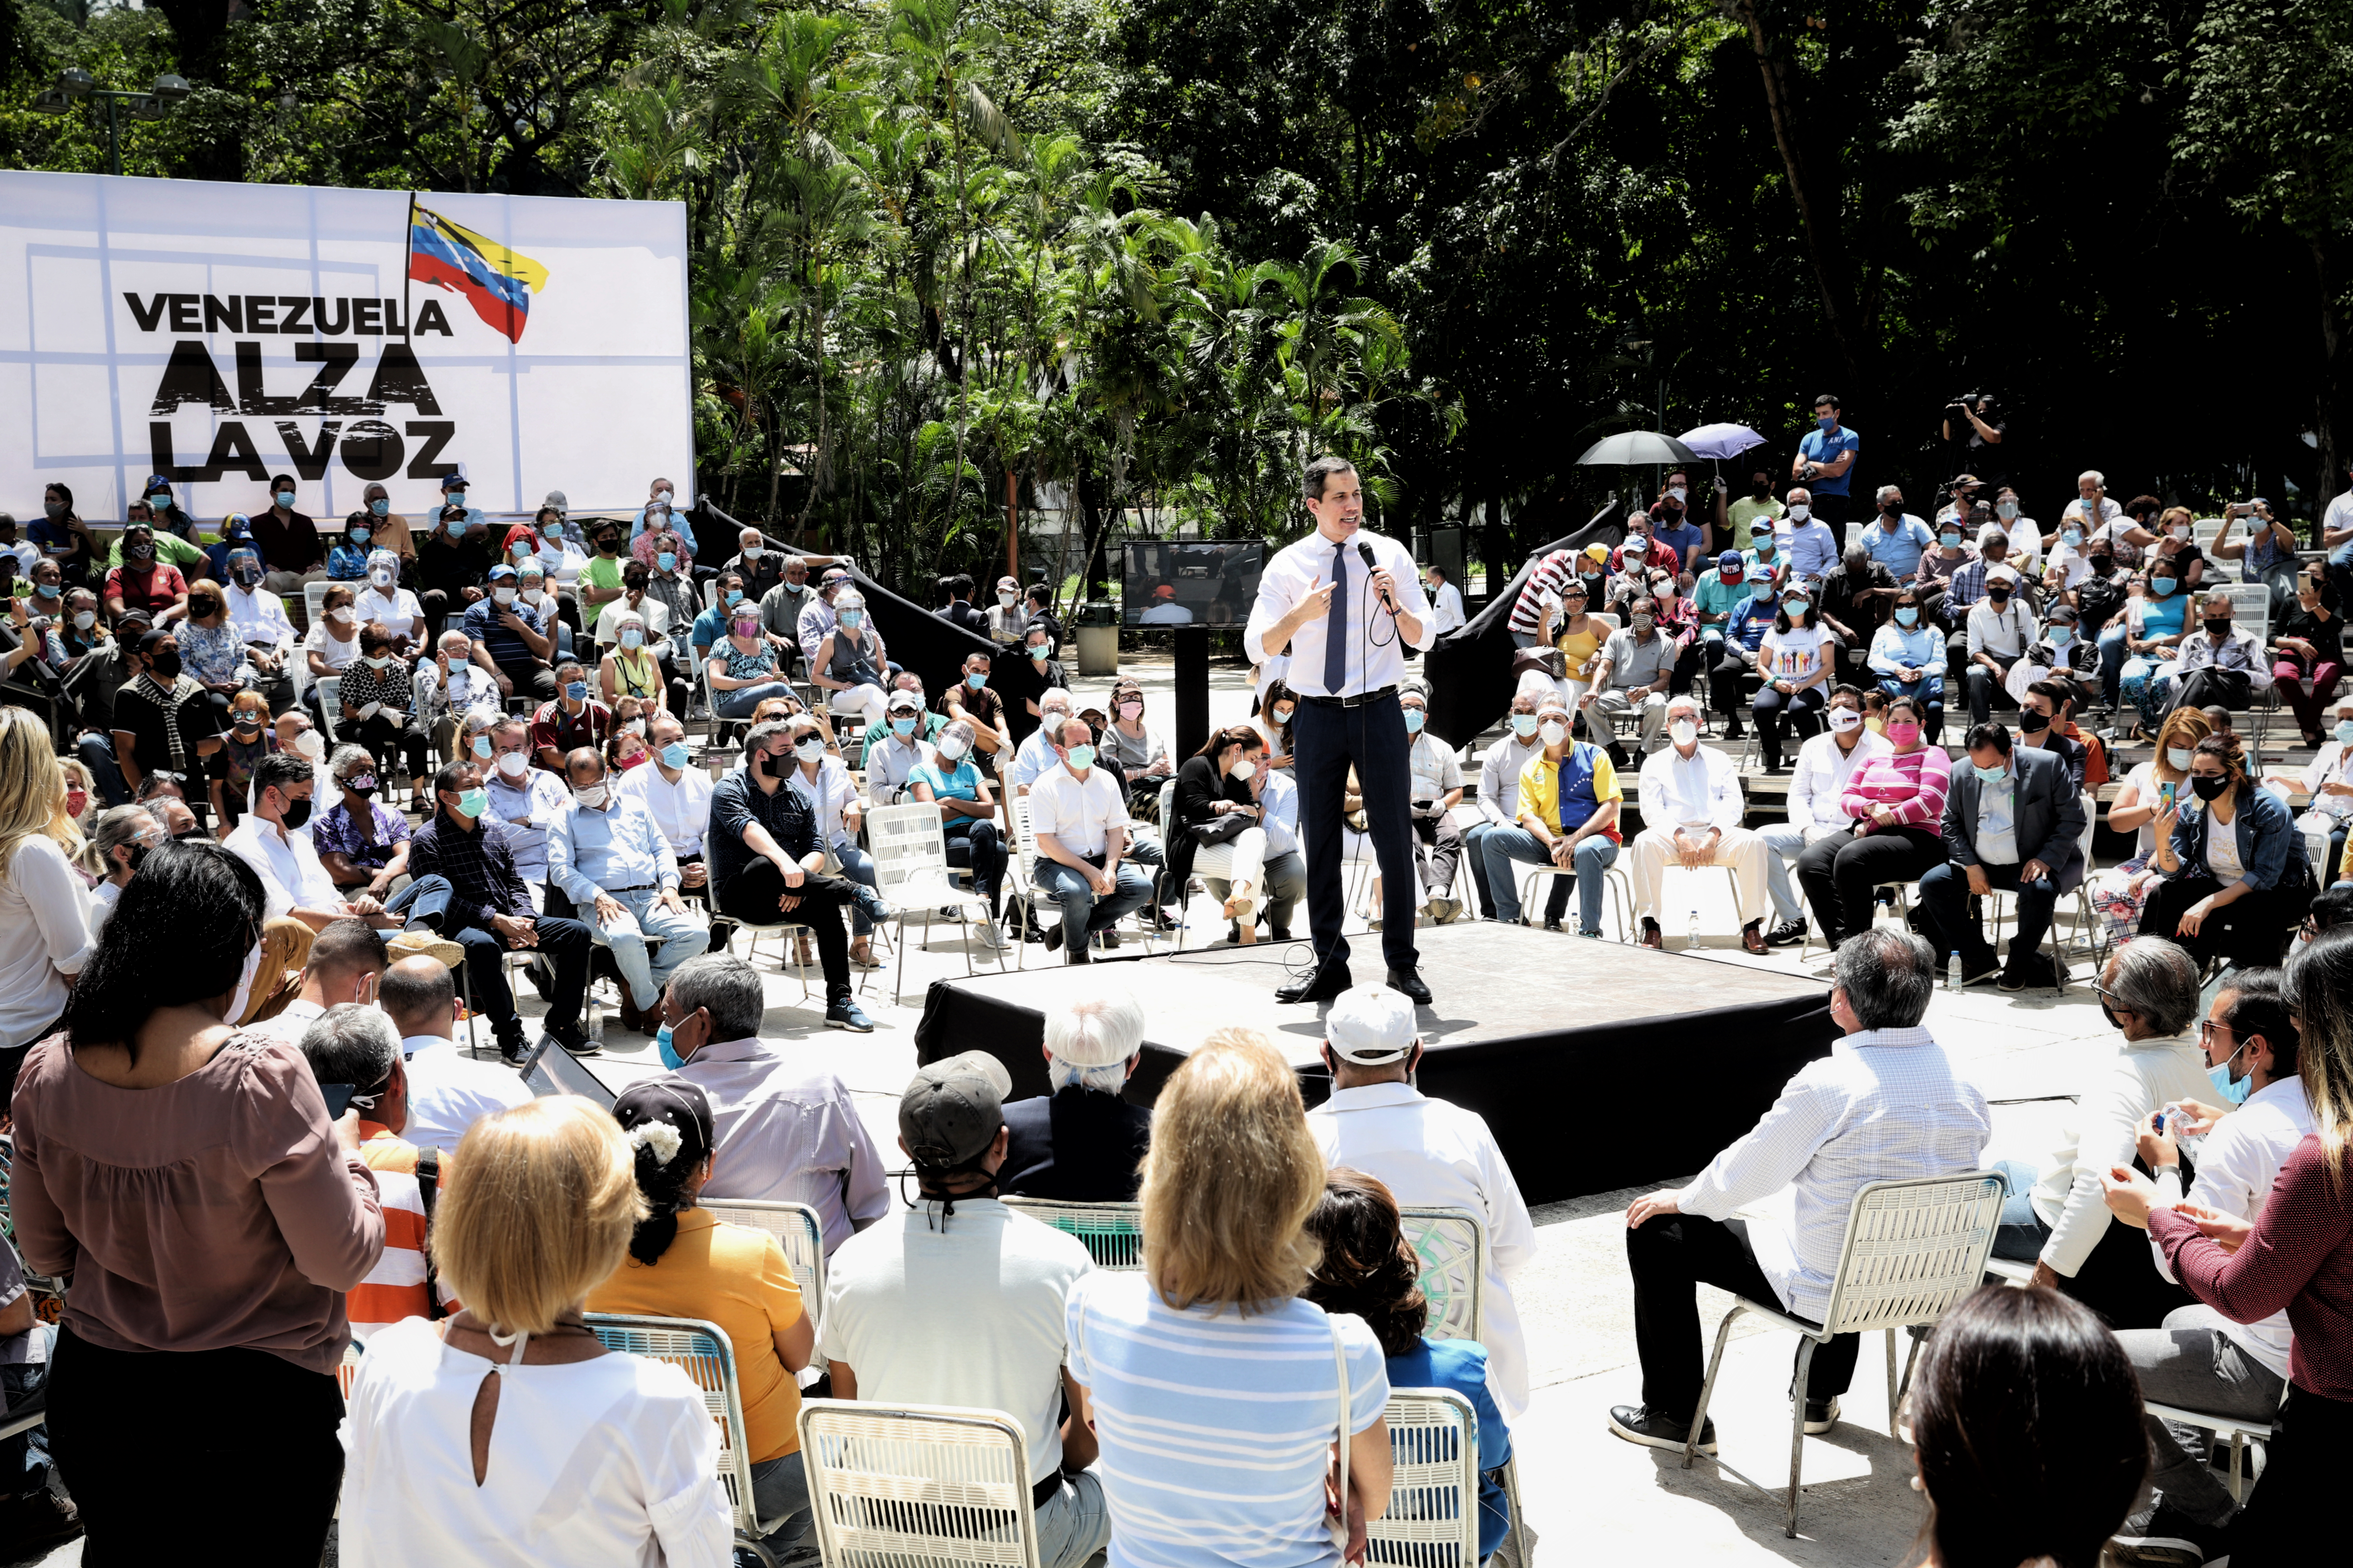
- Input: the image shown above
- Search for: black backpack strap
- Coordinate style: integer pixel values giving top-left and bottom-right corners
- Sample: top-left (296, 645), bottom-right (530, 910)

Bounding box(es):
top-left (414, 1146), bottom-right (447, 1321)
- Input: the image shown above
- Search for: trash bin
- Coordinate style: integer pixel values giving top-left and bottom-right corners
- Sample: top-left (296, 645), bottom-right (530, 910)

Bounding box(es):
top-left (1075, 600), bottom-right (1120, 676)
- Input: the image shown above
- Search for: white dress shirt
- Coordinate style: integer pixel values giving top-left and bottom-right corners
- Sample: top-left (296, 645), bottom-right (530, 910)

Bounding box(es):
top-left (398, 1033), bottom-right (533, 1156)
top-left (1477, 735), bottom-right (1546, 826)
top-left (1429, 580), bottom-right (1467, 636)
top-left (485, 765), bottom-right (574, 886)
top-left (224, 582), bottom-right (297, 658)
top-left (1308, 1081), bottom-right (1538, 1421)
top-left (786, 756), bottom-right (863, 852)
top-left (224, 814), bottom-right (344, 919)
top-left (1637, 742), bottom-right (1744, 831)
top-left (615, 759), bottom-right (715, 858)
top-left (2028, 1029), bottom-right (2214, 1278)
top-left (1258, 768), bottom-right (1301, 859)
top-left (1027, 763), bottom-right (1129, 858)
top-left (549, 796), bottom-right (680, 906)
top-left (1244, 527), bottom-right (1435, 697)
top-left (1787, 729), bottom-right (1891, 835)
top-left (682, 1036), bottom-right (892, 1255)
top-left (2148, 1075), bottom-right (2313, 1380)
top-left (1678, 1026), bottom-right (1991, 1321)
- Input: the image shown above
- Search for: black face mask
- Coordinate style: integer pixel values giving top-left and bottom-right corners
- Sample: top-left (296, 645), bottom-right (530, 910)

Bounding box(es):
top-left (1752, 482), bottom-right (1771, 498)
top-left (1882, 501), bottom-right (1904, 516)
top-left (2203, 618), bottom-right (2233, 638)
top-left (2019, 710), bottom-right (2051, 735)
top-left (280, 793), bottom-right (312, 829)
top-left (2190, 773), bottom-right (2231, 802)
top-left (597, 537), bottom-right (620, 555)
top-left (1987, 590), bottom-right (2011, 606)
top-left (148, 650), bottom-right (182, 679)
top-left (2086, 556), bottom-right (2112, 574)
top-left (123, 841), bottom-right (150, 875)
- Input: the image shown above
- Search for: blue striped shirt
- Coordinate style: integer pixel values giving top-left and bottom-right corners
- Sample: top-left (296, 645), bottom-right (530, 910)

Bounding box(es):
top-left (1067, 1273), bottom-right (1389, 1568)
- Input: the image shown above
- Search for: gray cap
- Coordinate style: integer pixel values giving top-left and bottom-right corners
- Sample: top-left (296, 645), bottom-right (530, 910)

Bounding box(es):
top-left (1324, 984), bottom-right (1419, 1064)
top-left (900, 1051), bottom-right (1012, 1168)
top-left (543, 489), bottom-right (568, 513)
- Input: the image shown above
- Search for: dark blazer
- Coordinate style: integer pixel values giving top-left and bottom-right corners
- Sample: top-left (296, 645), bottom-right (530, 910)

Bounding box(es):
top-left (1939, 743), bottom-right (2088, 892)
top-left (1164, 751), bottom-right (1254, 890)
top-left (999, 1085), bottom-right (1152, 1203)
top-left (2023, 729), bottom-right (2090, 796)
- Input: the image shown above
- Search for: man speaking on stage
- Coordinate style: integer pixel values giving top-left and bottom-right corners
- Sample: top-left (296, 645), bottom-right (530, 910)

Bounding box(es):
top-left (1246, 455), bottom-right (1437, 1006)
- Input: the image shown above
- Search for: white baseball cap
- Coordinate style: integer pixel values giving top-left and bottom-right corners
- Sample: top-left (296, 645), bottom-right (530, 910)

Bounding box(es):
top-left (1324, 984), bottom-right (1419, 1065)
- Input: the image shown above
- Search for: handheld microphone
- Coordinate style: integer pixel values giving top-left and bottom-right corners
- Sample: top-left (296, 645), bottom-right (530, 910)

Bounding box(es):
top-left (1356, 540), bottom-right (1393, 610)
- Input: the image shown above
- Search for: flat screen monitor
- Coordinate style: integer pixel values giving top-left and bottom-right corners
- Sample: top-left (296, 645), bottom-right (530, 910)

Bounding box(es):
top-left (1124, 540), bottom-right (1265, 627)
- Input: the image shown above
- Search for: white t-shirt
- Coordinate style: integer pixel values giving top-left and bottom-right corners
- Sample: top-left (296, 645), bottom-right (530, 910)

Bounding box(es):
top-left (2205, 814), bottom-right (2247, 883)
top-left (0, 838), bottom-right (93, 1046)
top-left (1026, 763), bottom-right (1130, 857)
top-left (820, 1200), bottom-right (1093, 1484)
top-left (1760, 624), bottom-right (1831, 686)
top-left (399, 1035), bottom-right (534, 1156)
top-left (352, 586), bottom-right (425, 644)
top-left (304, 620), bottom-right (361, 675)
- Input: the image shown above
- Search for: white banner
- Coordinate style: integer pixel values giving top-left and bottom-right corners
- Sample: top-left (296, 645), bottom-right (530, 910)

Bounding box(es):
top-left (0, 171), bottom-right (693, 523)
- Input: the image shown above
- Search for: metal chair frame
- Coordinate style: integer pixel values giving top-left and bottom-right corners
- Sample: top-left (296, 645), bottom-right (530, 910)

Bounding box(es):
top-left (796, 1399), bottom-right (1042, 1568)
top-left (1005, 794), bottom-right (1156, 967)
top-left (702, 1198), bottom-right (830, 1379)
top-left (866, 799), bottom-right (1005, 1002)
top-left (1683, 1171), bottom-right (2005, 1539)
top-left (1369, 1388), bottom-right (1484, 1568)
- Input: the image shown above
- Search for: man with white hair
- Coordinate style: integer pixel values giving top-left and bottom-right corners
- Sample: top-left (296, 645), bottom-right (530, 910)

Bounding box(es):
top-left (1779, 487), bottom-right (1842, 588)
top-left (1011, 687), bottom-right (1075, 793)
top-left (1307, 984), bottom-right (1536, 1423)
top-left (724, 525), bottom-right (787, 602)
top-left (809, 586), bottom-right (889, 731)
top-left (999, 987), bottom-right (1154, 1201)
top-left (1629, 694), bottom-right (1771, 953)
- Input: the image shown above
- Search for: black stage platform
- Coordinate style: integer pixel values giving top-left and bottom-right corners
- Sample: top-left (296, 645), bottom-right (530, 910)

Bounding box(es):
top-left (913, 923), bottom-right (1837, 1205)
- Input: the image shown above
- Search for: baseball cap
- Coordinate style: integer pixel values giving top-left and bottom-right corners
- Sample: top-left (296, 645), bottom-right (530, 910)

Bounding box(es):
top-left (487, 563), bottom-right (517, 581)
top-left (1581, 543), bottom-right (1610, 565)
top-left (2046, 604), bottom-right (2080, 624)
top-left (439, 465), bottom-right (470, 490)
top-left (1717, 550), bottom-right (1743, 573)
top-left (543, 489), bottom-right (569, 513)
top-left (1153, 584), bottom-right (1177, 599)
top-left (900, 1051), bottom-right (1013, 1169)
top-left (1324, 984), bottom-right (1419, 1064)
top-left (886, 689), bottom-right (923, 714)
top-left (142, 473), bottom-right (173, 495)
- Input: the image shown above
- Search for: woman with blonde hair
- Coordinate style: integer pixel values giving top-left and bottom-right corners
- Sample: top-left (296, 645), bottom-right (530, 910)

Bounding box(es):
top-left (338, 1096), bottom-right (732, 1566)
top-left (1066, 1028), bottom-right (1393, 1566)
top-left (0, 707), bottom-right (93, 1111)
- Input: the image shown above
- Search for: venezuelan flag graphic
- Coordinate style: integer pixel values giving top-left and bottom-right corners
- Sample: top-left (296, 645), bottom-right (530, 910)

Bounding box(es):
top-left (406, 204), bottom-right (549, 344)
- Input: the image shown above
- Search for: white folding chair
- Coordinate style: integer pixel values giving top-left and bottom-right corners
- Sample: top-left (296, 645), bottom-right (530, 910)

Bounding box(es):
top-left (1684, 1171), bottom-right (2005, 1538)
top-left (703, 1198), bottom-right (830, 1379)
top-left (867, 799), bottom-right (1004, 1001)
top-left (798, 1399), bottom-right (1041, 1568)
top-left (1006, 794), bottom-right (1121, 967)
top-left (1001, 1196), bottom-right (1143, 1270)
top-left (1399, 1206), bottom-right (1486, 1343)
top-left (587, 1313), bottom-right (792, 1564)
top-left (1369, 1388), bottom-right (1483, 1568)
top-left (712, 914), bottom-right (819, 1000)
top-left (316, 675), bottom-right (343, 745)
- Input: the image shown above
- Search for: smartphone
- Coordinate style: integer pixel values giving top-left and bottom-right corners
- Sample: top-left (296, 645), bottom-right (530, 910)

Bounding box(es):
top-left (318, 1082), bottom-right (356, 1120)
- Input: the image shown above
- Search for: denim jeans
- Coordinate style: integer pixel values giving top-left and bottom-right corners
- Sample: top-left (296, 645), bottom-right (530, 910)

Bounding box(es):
top-left (1756, 820), bottom-right (1809, 923)
top-left (1033, 1471), bottom-right (1112, 1568)
top-left (1989, 1158), bottom-right (2052, 1262)
top-left (2097, 621), bottom-right (2131, 706)
top-left (717, 680), bottom-right (796, 719)
top-left (1484, 827), bottom-right (1617, 930)
top-left (1035, 855), bottom-right (1153, 951)
top-left (584, 885), bottom-right (706, 1010)
top-left (748, 1449), bottom-right (813, 1551)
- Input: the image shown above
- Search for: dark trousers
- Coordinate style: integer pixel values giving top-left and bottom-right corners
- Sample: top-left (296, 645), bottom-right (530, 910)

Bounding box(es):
top-left (1795, 826), bottom-right (1945, 946)
top-left (1668, 637), bottom-right (1708, 697)
top-left (1627, 1213), bottom-right (1860, 1419)
top-left (943, 816), bottom-right (1007, 917)
top-left (390, 873), bottom-right (592, 1033)
top-left (1919, 858), bottom-right (2055, 970)
top-left (1409, 806), bottom-right (1462, 896)
top-left (2139, 872), bottom-right (2312, 970)
top-left (2171, 666), bottom-right (2252, 715)
top-left (49, 1325), bottom-right (342, 1568)
top-left (1811, 493), bottom-right (1850, 529)
top-left (1965, 655), bottom-right (2019, 726)
top-left (717, 859), bottom-right (855, 1003)
top-left (1294, 692), bottom-right (1419, 974)
top-left (1751, 684), bottom-right (1825, 766)
top-left (1710, 644), bottom-right (1757, 723)
top-left (2232, 1386), bottom-right (2353, 1565)
top-left (496, 657), bottom-right (559, 705)
top-left (354, 711), bottom-right (429, 782)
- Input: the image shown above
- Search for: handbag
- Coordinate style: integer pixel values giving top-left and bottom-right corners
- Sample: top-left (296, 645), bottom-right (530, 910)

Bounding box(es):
top-left (1510, 646), bottom-right (1565, 681)
top-left (1192, 812), bottom-right (1251, 848)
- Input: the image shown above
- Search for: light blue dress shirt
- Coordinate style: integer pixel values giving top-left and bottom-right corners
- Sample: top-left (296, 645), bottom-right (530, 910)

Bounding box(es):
top-left (550, 795), bottom-right (680, 906)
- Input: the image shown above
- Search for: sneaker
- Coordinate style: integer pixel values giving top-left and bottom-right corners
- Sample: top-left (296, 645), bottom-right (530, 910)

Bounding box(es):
top-left (854, 886), bottom-right (895, 927)
top-left (494, 1024), bottom-right (531, 1067)
top-left (1765, 919), bottom-right (1808, 948)
top-left (386, 930), bottom-right (465, 969)
top-left (825, 998), bottom-right (875, 1032)
top-left (972, 923), bottom-right (1007, 952)
top-left (1801, 1396), bottom-right (1840, 1434)
top-left (2111, 1500), bottom-right (2230, 1566)
top-left (1607, 1403), bottom-right (1716, 1455)
top-left (545, 1023), bottom-right (598, 1057)
top-left (1098, 928), bottom-right (1120, 950)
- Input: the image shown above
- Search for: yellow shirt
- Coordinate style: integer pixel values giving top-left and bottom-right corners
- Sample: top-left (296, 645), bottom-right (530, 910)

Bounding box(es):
top-left (1554, 620), bottom-right (1605, 682)
top-left (586, 1208), bottom-right (806, 1461)
top-left (1515, 745), bottom-right (1621, 838)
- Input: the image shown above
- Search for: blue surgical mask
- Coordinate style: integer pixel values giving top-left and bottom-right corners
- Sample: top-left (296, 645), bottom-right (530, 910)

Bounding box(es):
top-left (2208, 1061), bottom-right (2252, 1107)
top-left (655, 1023), bottom-right (685, 1072)
top-left (1065, 744), bottom-right (1096, 771)
top-left (892, 716), bottom-right (917, 736)
top-left (2062, 528), bottom-right (2082, 546)
top-left (1403, 709), bottom-right (1425, 733)
top-left (147, 492), bottom-right (171, 510)
top-left (839, 609), bottom-right (863, 628)
top-left (965, 671), bottom-right (987, 690)
top-left (2337, 721), bottom-right (2353, 746)
top-left (2049, 626), bottom-right (2074, 647)
top-left (370, 497), bottom-right (390, 517)
top-left (2168, 746), bottom-right (2196, 771)
top-left (724, 588), bottom-right (743, 606)
top-left (660, 740), bottom-right (694, 770)
top-left (1784, 598), bottom-right (1809, 617)
top-left (1510, 713), bottom-right (1540, 738)
top-left (455, 786), bottom-right (489, 818)
top-left (564, 681), bottom-right (589, 702)
top-left (471, 734), bottom-right (493, 760)
top-left (621, 629), bottom-right (644, 649)
top-left (657, 552), bottom-right (678, 572)
top-left (1028, 645), bottom-right (1049, 661)
top-left (1973, 762), bottom-right (2008, 785)
top-left (1894, 607), bottom-right (1919, 627)
top-left (2151, 576), bottom-right (2177, 597)
top-left (1817, 415), bottom-right (1836, 431)
top-left (1939, 531), bottom-right (1961, 547)
top-left (350, 527), bottom-right (370, 545)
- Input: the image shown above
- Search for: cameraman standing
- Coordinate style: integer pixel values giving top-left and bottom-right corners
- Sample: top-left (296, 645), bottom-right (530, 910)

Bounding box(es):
top-left (1942, 393), bottom-right (2006, 487)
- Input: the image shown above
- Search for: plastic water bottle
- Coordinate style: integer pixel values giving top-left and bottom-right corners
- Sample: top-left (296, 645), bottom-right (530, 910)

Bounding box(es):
top-left (1948, 949), bottom-right (1963, 992)
top-left (1687, 910), bottom-right (1702, 952)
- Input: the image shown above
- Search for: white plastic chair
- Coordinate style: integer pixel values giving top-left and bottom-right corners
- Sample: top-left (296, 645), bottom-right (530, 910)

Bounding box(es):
top-left (1001, 1197), bottom-right (1143, 1270)
top-left (702, 1198), bottom-right (830, 1380)
top-left (797, 1399), bottom-right (1042, 1568)
top-left (868, 799), bottom-right (1004, 1001)
top-left (303, 577), bottom-right (334, 630)
top-left (1398, 1207), bottom-right (1486, 1343)
top-left (1683, 1171), bottom-right (2005, 1538)
top-left (1006, 794), bottom-right (1140, 966)
top-left (586, 1313), bottom-right (792, 1564)
top-left (1368, 1388), bottom-right (1483, 1568)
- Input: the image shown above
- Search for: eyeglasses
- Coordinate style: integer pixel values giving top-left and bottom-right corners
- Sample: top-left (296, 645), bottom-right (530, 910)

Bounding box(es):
top-left (2195, 1019), bottom-right (2237, 1043)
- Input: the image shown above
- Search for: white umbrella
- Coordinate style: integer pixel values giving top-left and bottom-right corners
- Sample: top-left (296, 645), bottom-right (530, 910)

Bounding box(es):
top-left (1572, 430), bottom-right (1699, 466)
top-left (1676, 422), bottom-right (1767, 460)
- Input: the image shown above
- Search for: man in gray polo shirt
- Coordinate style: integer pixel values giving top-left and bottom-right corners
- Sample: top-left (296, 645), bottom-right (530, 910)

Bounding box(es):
top-left (1580, 593), bottom-right (1677, 762)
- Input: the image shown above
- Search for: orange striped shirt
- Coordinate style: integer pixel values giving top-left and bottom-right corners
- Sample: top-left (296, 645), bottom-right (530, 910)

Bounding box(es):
top-left (348, 1125), bottom-right (449, 1340)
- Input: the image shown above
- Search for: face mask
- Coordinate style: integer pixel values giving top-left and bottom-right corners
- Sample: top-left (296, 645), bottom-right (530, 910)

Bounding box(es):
top-left (1118, 701), bottom-right (1143, 721)
top-left (1816, 415), bottom-right (1836, 430)
top-left (65, 789), bottom-right (87, 819)
top-left (1403, 709), bottom-right (1425, 733)
top-left (275, 491), bottom-right (296, 508)
top-left (620, 628), bottom-right (647, 651)
top-left (1273, 705), bottom-right (1296, 725)
top-left (655, 488), bottom-right (674, 504)
top-left (348, 528), bottom-right (372, 547)
top-left (73, 610), bottom-right (96, 630)
top-left (1751, 580), bottom-right (1775, 600)
top-left (234, 567), bottom-right (262, 587)
top-left (2019, 710), bottom-right (2052, 735)
top-left (839, 609), bottom-right (864, 628)
top-left (653, 1021), bottom-right (687, 1071)
top-left (1783, 599), bottom-right (1809, 617)
top-left (509, 542), bottom-right (535, 562)
top-left (559, 681), bottom-right (588, 704)
top-left (2173, 524), bottom-right (2193, 540)
top-left (344, 773), bottom-right (377, 795)
top-left (1886, 720), bottom-right (1922, 747)
top-left (2190, 773), bottom-right (2231, 801)
top-left (149, 650), bottom-right (182, 679)
top-left (1987, 588), bottom-right (2011, 605)
top-left (142, 492), bottom-right (171, 512)
top-left (1064, 744), bottom-right (1096, 771)
top-left (732, 620), bottom-right (760, 639)
top-left (597, 537), bottom-right (619, 555)
top-left (279, 793), bottom-right (312, 829)
top-left (1787, 505), bottom-right (1809, 522)
top-left (1752, 481), bottom-right (1771, 497)
top-left (1940, 531), bottom-right (1961, 547)
top-left (1538, 721), bottom-right (1567, 748)
top-left (724, 588), bottom-right (743, 606)
top-left (998, 590), bottom-right (1017, 606)
top-left (2060, 528), bottom-right (2082, 548)
top-left (1631, 614), bottom-right (1655, 632)
top-left (656, 552), bottom-right (679, 574)
top-left (470, 733), bottom-right (494, 760)
top-left (891, 714), bottom-right (919, 736)
top-left (493, 586), bottom-right (517, 605)
top-left (743, 545), bottom-right (764, 560)
top-left (936, 734), bottom-right (971, 763)
top-left (1997, 502), bottom-right (2019, 521)
top-left (1510, 713), bottom-right (1540, 738)
top-left (454, 786), bottom-right (489, 818)
top-left (1028, 645), bottom-right (1050, 661)
top-left (233, 713), bottom-right (263, 734)
top-left (1881, 501), bottom-right (1903, 517)
top-left (190, 598), bottom-right (218, 620)
top-left (495, 750), bottom-right (530, 778)
top-left (2151, 576), bottom-right (2177, 597)
top-left (294, 728), bottom-right (324, 760)
top-left (1894, 606), bottom-right (1919, 626)
top-left (365, 654), bottom-right (396, 669)
top-left (964, 671), bottom-right (987, 691)
top-left (573, 782), bottom-right (610, 809)
top-left (447, 489), bottom-right (467, 505)
top-left (1973, 762), bottom-right (2008, 784)
top-left (2203, 618), bottom-right (2233, 638)
top-left (2088, 556), bottom-right (2112, 574)
top-left (129, 543), bottom-right (154, 561)
top-left (369, 568), bottom-right (394, 588)
top-left (2337, 721), bottom-right (2353, 746)
top-left (1829, 707), bottom-right (1863, 733)
top-left (1668, 486), bottom-right (1687, 503)
top-left (2049, 626), bottom-right (2074, 647)
top-left (1668, 719), bottom-right (1696, 747)
top-left (794, 737), bottom-right (826, 764)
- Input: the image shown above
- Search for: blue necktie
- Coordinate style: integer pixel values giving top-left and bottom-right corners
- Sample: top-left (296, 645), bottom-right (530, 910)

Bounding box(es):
top-left (1322, 540), bottom-right (1348, 693)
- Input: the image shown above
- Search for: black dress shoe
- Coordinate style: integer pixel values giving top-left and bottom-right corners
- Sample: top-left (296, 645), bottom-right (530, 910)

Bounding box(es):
top-left (1607, 1403), bottom-right (1716, 1455)
top-left (1043, 923), bottom-right (1064, 952)
top-left (1275, 964), bottom-right (1352, 1004)
top-left (1542, 918), bottom-right (1565, 933)
top-left (1385, 966), bottom-right (1433, 1006)
top-left (1268, 926), bottom-right (1293, 942)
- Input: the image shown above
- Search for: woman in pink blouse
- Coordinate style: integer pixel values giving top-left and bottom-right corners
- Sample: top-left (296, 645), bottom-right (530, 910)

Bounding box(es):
top-left (1796, 693), bottom-right (1955, 946)
top-left (10, 842), bottom-right (384, 1565)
